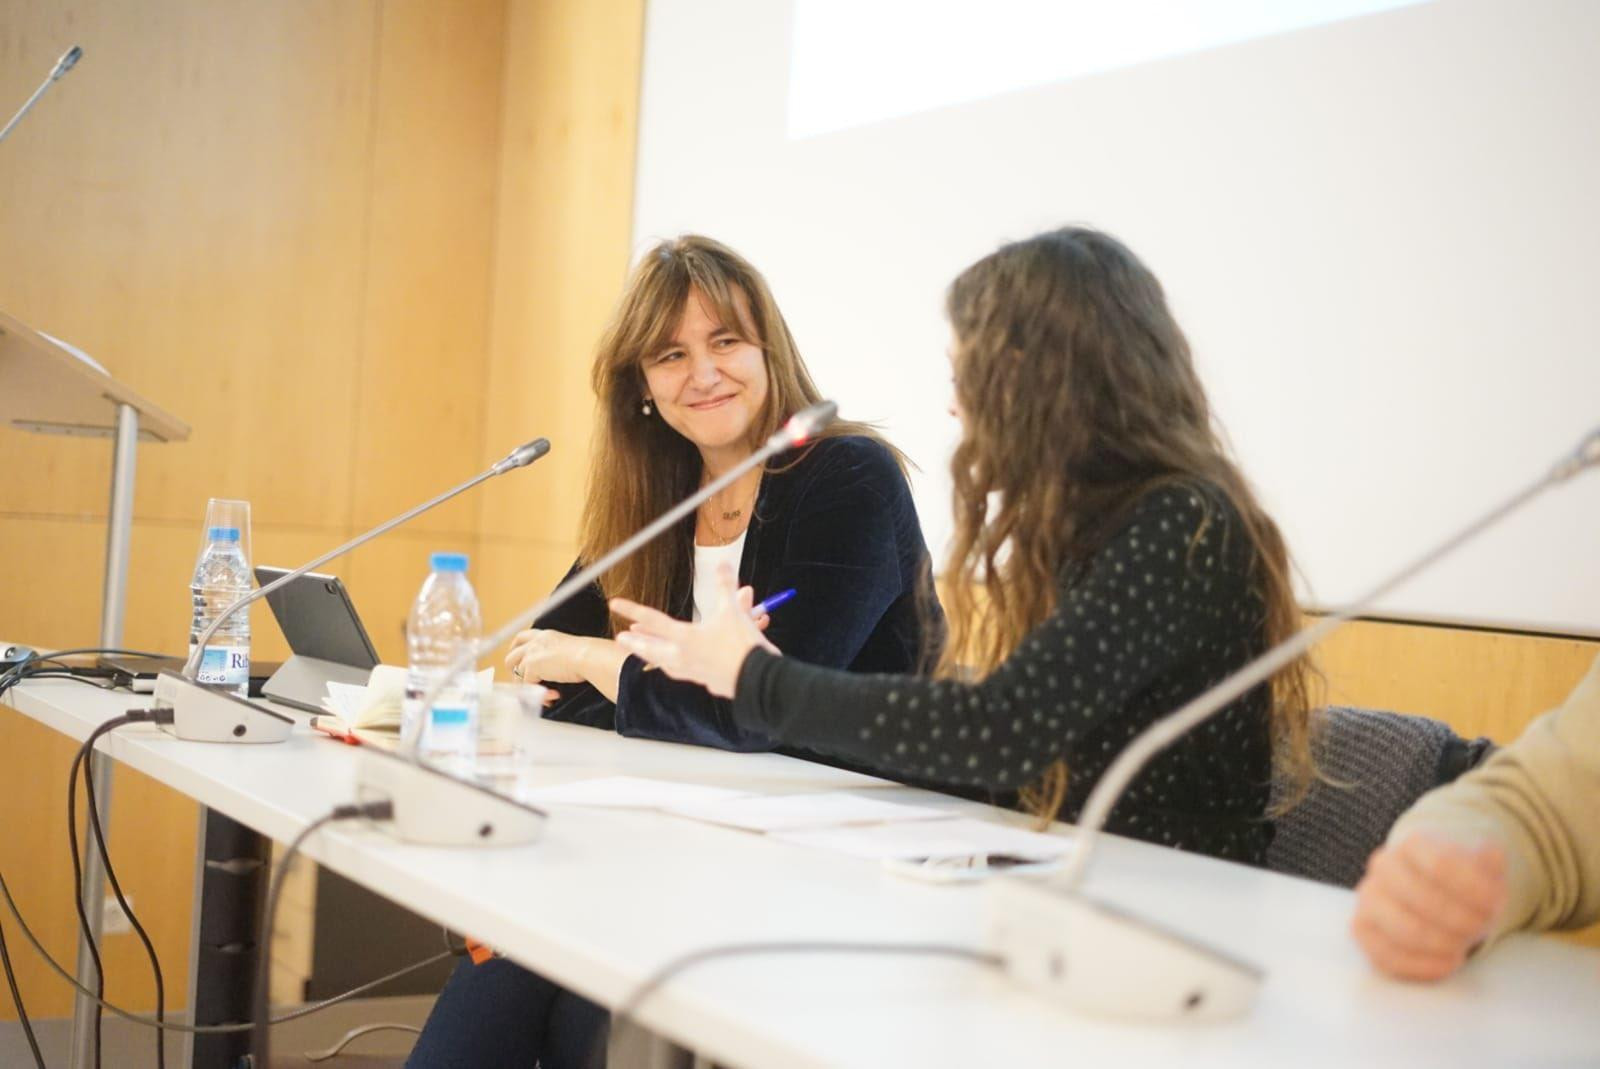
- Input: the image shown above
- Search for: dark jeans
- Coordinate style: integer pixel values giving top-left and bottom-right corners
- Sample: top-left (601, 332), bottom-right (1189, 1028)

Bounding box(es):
top-left (407, 956), bottom-right (609, 1069)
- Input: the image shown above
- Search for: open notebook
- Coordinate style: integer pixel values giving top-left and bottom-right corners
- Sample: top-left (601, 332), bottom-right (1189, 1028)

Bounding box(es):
top-left (316, 664), bottom-right (493, 732)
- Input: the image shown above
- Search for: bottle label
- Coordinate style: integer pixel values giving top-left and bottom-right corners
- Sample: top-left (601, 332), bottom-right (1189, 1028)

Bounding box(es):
top-left (423, 696), bottom-right (477, 764)
top-left (193, 645), bottom-right (249, 688)
top-left (430, 705), bottom-right (470, 726)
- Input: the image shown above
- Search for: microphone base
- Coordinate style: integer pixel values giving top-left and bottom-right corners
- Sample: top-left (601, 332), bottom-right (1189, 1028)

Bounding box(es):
top-left (985, 876), bottom-right (1262, 1021)
top-left (353, 748), bottom-right (546, 847)
top-left (154, 671), bottom-right (293, 743)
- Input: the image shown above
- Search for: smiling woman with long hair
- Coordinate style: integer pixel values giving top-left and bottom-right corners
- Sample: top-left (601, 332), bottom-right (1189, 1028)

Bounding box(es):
top-left (615, 226), bottom-right (1316, 864)
top-left (497, 234), bottom-right (940, 752)
top-left (408, 235), bottom-right (941, 1069)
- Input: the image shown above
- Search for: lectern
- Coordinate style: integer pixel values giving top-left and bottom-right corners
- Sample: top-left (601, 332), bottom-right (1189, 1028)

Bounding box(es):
top-left (0, 307), bottom-right (189, 1068)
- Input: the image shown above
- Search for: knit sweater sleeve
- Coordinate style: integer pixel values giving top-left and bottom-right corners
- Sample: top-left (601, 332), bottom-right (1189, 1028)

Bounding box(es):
top-left (1388, 654), bottom-right (1600, 943)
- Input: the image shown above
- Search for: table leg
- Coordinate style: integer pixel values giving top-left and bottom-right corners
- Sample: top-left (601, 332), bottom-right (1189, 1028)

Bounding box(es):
top-left (181, 807), bottom-right (270, 1068)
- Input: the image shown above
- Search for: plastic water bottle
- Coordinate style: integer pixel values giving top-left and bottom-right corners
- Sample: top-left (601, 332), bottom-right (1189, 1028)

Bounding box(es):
top-left (404, 552), bottom-right (482, 767)
top-left (189, 526), bottom-right (251, 697)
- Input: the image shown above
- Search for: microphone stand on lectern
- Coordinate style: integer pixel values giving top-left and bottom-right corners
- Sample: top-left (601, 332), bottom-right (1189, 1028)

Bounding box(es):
top-left (984, 426), bottom-right (1600, 1022)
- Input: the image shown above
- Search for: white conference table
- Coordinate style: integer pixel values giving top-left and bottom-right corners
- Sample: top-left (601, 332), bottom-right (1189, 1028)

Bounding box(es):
top-left (7, 677), bottom-right (1599, 1068)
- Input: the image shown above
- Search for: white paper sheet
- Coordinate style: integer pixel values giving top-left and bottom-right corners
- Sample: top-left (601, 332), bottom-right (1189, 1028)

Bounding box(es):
top-left (666, 791), bottom-right (949, 832)
top-left (322, 680), bottom-right (367, 720)
top-left (773, 817), bottom-right (1074, 861)
top-left (521, 776), bottom-right (752, 810)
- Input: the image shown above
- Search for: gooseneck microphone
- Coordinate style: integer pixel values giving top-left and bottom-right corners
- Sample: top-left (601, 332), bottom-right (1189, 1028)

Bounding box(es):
top-left (155, 438), bottom-right (550, 742)
top-left (986, 425), bottom-right (1600, 1022)
top-left (180, 437), bottom-right (550, 679)
top-left (1062, 424), bottom-right (1600, 890)
top-left (402, 401), bottom-right (839, 758)
top-left (0, 46), bottom-right (84, 146)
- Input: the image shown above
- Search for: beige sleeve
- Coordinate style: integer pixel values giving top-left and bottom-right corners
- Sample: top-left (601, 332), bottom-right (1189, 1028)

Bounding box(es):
top-left (1388, 653), bottom-right (1600, 943)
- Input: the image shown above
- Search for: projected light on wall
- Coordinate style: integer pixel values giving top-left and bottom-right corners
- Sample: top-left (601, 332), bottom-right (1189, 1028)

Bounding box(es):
top-left (789, 0), bottom-right (1433, 138)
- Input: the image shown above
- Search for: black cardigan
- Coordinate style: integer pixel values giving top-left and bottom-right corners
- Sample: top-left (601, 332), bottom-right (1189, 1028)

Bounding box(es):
top-left (537, 435), bottom-right (943, 752)
top-left (732, 483), bottom-right (1277, 866)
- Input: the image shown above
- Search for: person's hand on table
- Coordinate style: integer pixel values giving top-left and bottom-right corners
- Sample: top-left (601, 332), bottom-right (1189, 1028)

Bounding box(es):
top-left (611, 563), bottom-right (778, 698)
top-left (1351, 833), bottom-right (1507, 981)
top-left (506, 629), bottom-right (609, 705)
top-left (506, 629), bottom-right (588, 684)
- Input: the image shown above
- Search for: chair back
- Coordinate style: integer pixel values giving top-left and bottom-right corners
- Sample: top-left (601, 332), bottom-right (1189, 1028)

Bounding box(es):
top-left (1267, 707), bottom-right (1494, 888)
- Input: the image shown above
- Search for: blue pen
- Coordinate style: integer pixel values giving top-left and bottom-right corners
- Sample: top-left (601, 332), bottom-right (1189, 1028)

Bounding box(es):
top-left (751, 588), bottom-right (796, 618)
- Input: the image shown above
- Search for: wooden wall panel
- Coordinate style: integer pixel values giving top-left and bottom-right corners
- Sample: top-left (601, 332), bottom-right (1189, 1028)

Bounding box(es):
top-left (0, 519), bottom-right (105, 652)
top-left (0, 0), bottom-right (510, 1020)
top-left (0, 1), bottom-right (378, 527)
top-left (473, 540), bottom-right (584, 652)
top-left (345, 530), bottom-right (470, 666)
top-left (476, 0), bottom-right (646, 543)
top-left (473, 0), bottom-right (646, 660)
top-left (0, 704), bottom-right (199, 1021)
top-left (350, 0), bottom-right (506, 538)
top-left (1315, 618), bottom-right (1600, 743)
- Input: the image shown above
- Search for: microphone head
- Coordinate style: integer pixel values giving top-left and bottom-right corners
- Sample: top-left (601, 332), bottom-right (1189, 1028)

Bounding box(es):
top-left (498, 437), bottom-right (552, 473)
top-left (1551, 425), bottom-right (1600, 483)
top-left (1580, 427), bottom-right (1600, 469)
top-left (53, 46), bottom-right (83, 80)
top-left (775, 400), bottom-right (839, 449)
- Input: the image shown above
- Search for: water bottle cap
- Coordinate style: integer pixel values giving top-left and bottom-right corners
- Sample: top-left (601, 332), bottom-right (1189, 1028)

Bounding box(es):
top-left (207, 526), bottom-right (241, 543)
top-left (430, 551), bottom-right (469, 573)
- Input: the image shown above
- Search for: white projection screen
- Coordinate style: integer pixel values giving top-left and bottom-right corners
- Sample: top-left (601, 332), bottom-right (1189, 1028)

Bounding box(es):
top-left (631, 0), bottom-right (1600, 636)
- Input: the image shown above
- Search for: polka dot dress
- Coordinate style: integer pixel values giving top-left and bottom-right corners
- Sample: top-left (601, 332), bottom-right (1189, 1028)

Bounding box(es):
top-left (734, 482), bottom-right (1276, 866)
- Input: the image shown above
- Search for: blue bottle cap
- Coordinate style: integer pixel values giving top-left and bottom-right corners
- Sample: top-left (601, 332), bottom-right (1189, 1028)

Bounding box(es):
top-left (207, 526), bottom-right (241, 542)
top-left (430, 551), bottom-right (469, 573)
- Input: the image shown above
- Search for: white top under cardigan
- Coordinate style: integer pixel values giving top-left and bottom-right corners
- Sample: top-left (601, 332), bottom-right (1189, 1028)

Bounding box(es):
top-left (692, 532), bottom-right (748, 622)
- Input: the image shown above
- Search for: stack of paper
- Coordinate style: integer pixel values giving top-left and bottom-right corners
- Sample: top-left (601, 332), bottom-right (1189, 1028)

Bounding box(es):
top-left (664, 791), bottom-right (948, 832)
top-left (516, 774), bottom-right (1073, 868)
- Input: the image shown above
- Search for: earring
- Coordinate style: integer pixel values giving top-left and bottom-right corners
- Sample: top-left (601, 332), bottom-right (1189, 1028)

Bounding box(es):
top-left (641, 398), bottom-right (653, 416)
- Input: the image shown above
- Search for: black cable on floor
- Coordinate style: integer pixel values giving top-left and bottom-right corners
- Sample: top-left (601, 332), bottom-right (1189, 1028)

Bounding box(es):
top-left (0, 862), bottom-right (450, 1036)
top-left (79, 721), bottom-right (168, 1069)
top-left (60, 709), bottom-right (172, 1069)
top-left (250, 800), bottom-right (394, 1069)
top-left (64, 738), bottom-right (107, 1069)
top-left (0, 908), bottom-right (47, 1068)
